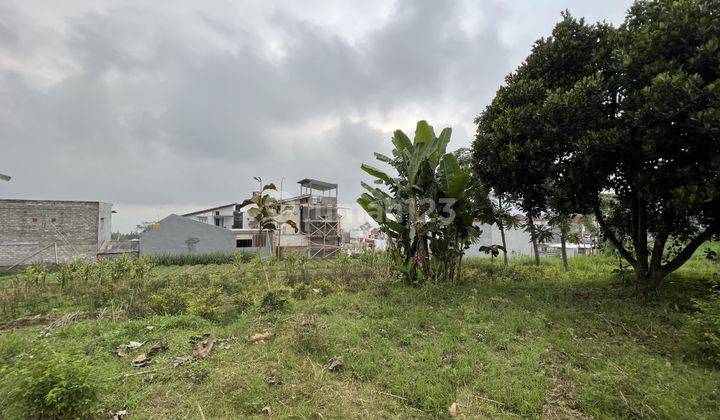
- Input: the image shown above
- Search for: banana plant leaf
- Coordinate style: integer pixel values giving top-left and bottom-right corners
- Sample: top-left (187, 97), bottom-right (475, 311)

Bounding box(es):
top-left (361, 164), bottom-right (395, 186)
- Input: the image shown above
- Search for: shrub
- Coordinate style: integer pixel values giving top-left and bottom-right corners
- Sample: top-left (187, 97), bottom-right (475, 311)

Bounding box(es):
top-left (233, 290), bottom-right (255, 312)
top-left (234, 251), bottom-right (254, 266)
top-left (313, 278), bottom-right (336, 296)
top-left (149, 286), bottom-right (191, 315)
top-left (18, 263), bottom-right (49, 288)
top-left (0, 345), bottom-right (101, 419)
top-left (259, 287), bottom-right (292, 313)
top-left (689, 286), bottom-right (720, 366)
top-left (292, 283), bottom-right (313, 300)
top-left (187, 288), bottom-right (223, 321)
top-left (292, 314), bottom-right (327, 355)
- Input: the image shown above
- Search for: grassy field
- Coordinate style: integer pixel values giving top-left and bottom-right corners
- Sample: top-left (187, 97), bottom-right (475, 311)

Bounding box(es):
top-left (1, 250), bottom-right (719, 418)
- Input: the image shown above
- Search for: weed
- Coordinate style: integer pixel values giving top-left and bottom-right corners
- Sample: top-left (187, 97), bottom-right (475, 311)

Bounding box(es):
top-left (258, 287), bottom-right (292, 313)
top-left (292, 283), bottom-right (313, 300)
top-left (293, 314), bottom-right (326, 355)
top-left (689, 282), bottom-right (720, 365)
top-left (0, 344), bottom-right (102, 419)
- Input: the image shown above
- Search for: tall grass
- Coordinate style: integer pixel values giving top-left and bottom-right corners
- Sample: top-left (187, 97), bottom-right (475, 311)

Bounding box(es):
top-left (152, 251), bottom-right (254, 266)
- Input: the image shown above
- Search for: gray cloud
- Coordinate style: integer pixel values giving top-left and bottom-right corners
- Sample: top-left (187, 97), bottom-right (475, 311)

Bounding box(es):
top-left (0, 0), bottom-right (633, 231)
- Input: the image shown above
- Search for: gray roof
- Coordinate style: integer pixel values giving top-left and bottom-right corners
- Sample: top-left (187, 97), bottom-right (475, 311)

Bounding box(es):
top-left (182, 203), bottom-right (237, 216)
top-left (297, 178), bottom-right (337, 191)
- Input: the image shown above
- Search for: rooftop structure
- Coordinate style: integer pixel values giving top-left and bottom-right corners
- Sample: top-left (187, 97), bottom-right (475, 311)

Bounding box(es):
top-left (298, 178), bottom-right (338, 197)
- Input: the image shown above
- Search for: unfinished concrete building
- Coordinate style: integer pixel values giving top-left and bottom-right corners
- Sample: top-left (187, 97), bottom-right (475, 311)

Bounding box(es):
top-left (178, 178), bottom-right (340, 258)
top-left (278, 179), bottom-right (340, 258)
top-left (0, 199), bottom-right (112, 267)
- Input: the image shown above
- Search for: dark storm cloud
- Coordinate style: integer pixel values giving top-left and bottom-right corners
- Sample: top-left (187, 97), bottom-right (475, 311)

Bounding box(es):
top-left (0, 0), bottom-right (634, 230)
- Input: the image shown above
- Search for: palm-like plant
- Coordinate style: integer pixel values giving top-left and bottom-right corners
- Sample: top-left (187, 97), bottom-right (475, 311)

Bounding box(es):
top-left (240, 179), bottom-right (298, 288)
top-left (358, 121), bottom-right (476, 283)
top-left (479, 244), bottom-right (506, 263)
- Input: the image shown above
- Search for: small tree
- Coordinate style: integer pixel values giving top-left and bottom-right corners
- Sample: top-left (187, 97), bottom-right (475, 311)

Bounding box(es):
top-left (488, 193), bottom-right (518, 265)
top-left (240, 179), bottom-right (298, 287)
top-left (547, 213), bottom-right (572, 271)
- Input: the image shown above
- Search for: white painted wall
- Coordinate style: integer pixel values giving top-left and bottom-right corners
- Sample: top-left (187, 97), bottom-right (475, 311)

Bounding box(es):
top-left (466, 223), bottom-right (534, 259)
top-left (186, 204), bottom-right (253, 230)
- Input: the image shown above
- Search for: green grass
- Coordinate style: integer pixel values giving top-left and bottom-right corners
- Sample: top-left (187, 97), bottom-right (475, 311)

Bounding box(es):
top-left (1, 251), bottom-right (719, 418)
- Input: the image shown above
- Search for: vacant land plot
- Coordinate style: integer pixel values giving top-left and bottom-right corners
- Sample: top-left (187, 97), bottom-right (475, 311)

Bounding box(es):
top-left (1, 252), bottom-right (719, 418)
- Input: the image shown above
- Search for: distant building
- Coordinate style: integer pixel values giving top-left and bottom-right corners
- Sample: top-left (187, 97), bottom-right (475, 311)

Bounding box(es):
top-left (182, 203), bottom-right (261, 250)
top-left (0, 199), bottom-right (112, 267)
top-left (278, 179), bottom-right (340, 257)
top-left (139, 214), bottom-right (237, 256)
top-left (180, 178), bottom-right (340, 258)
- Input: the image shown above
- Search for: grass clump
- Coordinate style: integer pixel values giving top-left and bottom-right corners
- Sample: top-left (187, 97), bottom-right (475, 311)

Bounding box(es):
top-left (0, 344), bottom-right (102, 419)
top-left (151, 251), bottom-right (255, 267)
top-left (259, 287), bottom-right (292, 313)
top-left (690, 282), bottom-right (720, 366)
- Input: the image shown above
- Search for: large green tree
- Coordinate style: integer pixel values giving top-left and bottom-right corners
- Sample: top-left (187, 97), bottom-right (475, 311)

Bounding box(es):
top-left (553, 0), bottom-right (720, 291)
top-left (474, 12), bottom-right (614, 266)
top-left (475, 0), bottom-right (720, 291)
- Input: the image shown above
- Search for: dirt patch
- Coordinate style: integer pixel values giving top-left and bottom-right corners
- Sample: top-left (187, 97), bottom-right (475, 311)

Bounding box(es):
top-left (541, 355), bottom-right (587, 419)
top-left (0, 315), bottom-right (56, 331)
top-left (0, 310), bottom-right (124, 335)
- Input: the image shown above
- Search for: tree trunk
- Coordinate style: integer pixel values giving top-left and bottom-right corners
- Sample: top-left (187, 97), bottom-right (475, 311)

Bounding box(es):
top-left (560, 233), bottom-right (569, 272)
top-left (499, 224), bottom-right (509, 266)
top-left (455, 254), bottom-right (463, 283)
top-left (635, 269), bottom-right (665, 295)
top-left (527, 216), bottom-right (540, 266)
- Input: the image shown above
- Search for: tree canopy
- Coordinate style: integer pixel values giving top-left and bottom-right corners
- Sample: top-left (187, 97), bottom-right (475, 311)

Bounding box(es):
top-left (473, 0), bottom-right (720, 291)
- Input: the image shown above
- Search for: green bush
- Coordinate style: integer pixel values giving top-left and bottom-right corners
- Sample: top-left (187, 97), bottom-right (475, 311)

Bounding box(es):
top-left (259, 287), bottom-right (292, 313)
top-left (313, 278), bottom-right (336, 296)
top-left (292, 283), bottom-right (313, 300)
top-left (689, 286), bottom-right (720, 366)
top-left (18, 264), bottom-right (49, 288)
top-left (149, 286), bottom-right (191, 315)
top-left (187, 288), bottom-right (223, 321)
top-left (0, 345), bottom-right (101, 419)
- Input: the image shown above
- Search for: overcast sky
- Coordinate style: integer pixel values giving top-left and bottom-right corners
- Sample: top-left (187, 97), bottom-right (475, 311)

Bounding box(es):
top-left (1, 0), bottom-right (634, 232)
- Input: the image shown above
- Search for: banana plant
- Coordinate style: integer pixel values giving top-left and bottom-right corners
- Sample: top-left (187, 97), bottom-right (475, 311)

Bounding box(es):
top-left (358, 120), bottom-right (477, 283)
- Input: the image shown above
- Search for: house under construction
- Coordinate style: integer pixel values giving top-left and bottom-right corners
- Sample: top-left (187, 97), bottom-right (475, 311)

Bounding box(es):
top-left (180, 178), bottom-right (340, 258)
top-left (278, 179), bottom-right (341, 258)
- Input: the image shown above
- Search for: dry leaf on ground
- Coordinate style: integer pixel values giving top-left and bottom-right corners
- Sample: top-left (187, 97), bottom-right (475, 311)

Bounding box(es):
top-left (112, 409), bottom-right (128, 420)
top-left (266, 369), bottom-right (281, 385)
top-left (131, 353), bottom-right (151, 367)
top-left (218, 336), bottom-right (237, 350)
top-left (173, 354), bottom-right (193, 367)
top-left (250, 332), bottom-right (274, 344)
top-left (128, 341), bottom-right (146, 349)
top-left (449, 402), bottom-right (458, 417)
top-left (148, 341), bottom-right (169, 355)
top-left (195, 340), bottom-right (215, 359)
top-left (261, 405), bottom-right (274, 416)
top-left (326, 356), bottom-right (344, 371)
